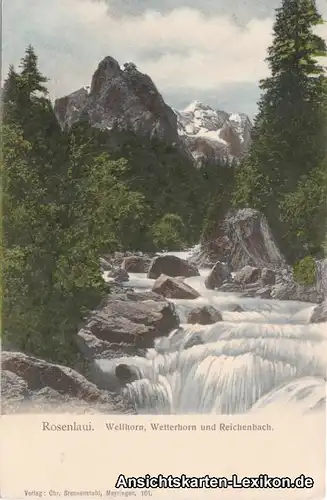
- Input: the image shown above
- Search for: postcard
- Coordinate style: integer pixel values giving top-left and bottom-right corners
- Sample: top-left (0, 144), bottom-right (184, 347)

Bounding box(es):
top-left (1, 0), bottom-right (326, 499)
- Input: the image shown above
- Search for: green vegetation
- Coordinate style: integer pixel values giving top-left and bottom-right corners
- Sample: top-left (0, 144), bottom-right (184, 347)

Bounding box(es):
top-left (151, 213), bottom-right (187, 251)
top-left (293, 256), bottom-right (316, 285)
top-left (232, 0), bottom-right (327, 265)
top-left (200, 158), bottom-right (236, 244)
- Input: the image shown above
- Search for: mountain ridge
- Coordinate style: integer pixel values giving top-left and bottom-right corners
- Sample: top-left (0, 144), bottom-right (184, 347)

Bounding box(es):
top-left (54, 56), bottom-right (252, 166)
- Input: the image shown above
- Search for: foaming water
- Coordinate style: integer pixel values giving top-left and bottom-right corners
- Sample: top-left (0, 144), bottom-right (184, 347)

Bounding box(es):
top-left (99, 251), bottom-right (327, 415)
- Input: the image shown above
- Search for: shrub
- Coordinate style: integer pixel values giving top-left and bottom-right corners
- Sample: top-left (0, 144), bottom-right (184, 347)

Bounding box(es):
top-left (293, 256), bottom-right (316, 286)
top-left (151, 213), bottom-right (186, 251)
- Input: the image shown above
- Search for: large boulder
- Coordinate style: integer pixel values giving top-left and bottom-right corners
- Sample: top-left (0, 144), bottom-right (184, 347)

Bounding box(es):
top-left (77, 291), bottom-right (180, 354)
top-left (147, 255), bottom-right (200, 279)
top-left (2, 351), bottom-right (104, 402)
top-left (187, 306), bottom-right (223, 325)
top-left (199, 209), bottom-right (286, 272)
top-left (152, 274), bottom-right (200, 299)
top-left (261, 267), bottom-right (276, 285)
top-left (234, 265), bottom-right (261, 285)
top-left (1, 351), bottom-right (132, 414)
top-left (205, 261), bottom-right (231, 290)
top-left (121, 256), bottom-right (151, 273)
top-left (222, 209), bottom-right (286, 271)
top-left (115, 364), bottom-right (142, 385)
top-left (310, 300), bottom-right (327, 323)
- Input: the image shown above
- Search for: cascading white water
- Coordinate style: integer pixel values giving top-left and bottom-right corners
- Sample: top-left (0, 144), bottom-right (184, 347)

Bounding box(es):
top-left (98, 250), bottom-right (327, 415)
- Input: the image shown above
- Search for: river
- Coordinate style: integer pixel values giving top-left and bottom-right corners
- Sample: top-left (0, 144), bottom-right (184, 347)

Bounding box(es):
top-left (97, 249), bottom-right (327, 415)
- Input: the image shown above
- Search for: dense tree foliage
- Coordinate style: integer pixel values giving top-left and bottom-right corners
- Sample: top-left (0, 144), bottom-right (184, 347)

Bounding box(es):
top-left (200, 158), bottom-right (236, 244)
top-left (69, 125), bottom-right (209, 250)
top-left (232, 0), bottom-right (327, 263)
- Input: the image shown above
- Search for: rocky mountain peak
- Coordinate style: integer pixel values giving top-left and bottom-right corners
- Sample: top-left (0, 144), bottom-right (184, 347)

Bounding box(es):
top-left (54, 55), bottom-right (178, 143)
top-left (175, 101), bottom-right (252, 164)
top-left (89, 56), bottom-right (121, 96)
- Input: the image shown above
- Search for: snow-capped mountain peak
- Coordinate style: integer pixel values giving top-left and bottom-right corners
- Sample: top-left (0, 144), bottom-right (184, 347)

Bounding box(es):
top-left (175, 101), bottom-right (252, 165)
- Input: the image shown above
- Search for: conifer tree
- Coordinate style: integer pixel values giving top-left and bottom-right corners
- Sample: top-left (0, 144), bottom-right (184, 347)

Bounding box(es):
top-left (2, 65), bottom-right (20, 103)
top-left (19, 44), bottom-right (48, 99)
top-left (233, 0), bottom-right (327, 261)
top-left (2, 65), bottom-right (21, 122)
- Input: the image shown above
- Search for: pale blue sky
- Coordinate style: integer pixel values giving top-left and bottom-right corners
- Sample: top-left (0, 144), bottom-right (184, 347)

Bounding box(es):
top-left (3, 0), bottom-right (327, 118)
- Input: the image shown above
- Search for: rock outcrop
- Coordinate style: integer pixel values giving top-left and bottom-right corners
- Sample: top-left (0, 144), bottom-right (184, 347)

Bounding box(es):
top-left (152, 274), bottom-right (200, 299)
top-left (1, 351), bottom-right (132, 414)
top-left (55, 57), bottom-right (179, 144)
top-left (234, 265), bottom-right (261, 285)
top-left (197, 209), bottom-right (286, 272)
top-left (261, 267), bottom-right (276, 285)
top-left (76, 291), bottom-right (179, 360)
top-left (187, 306), bottom-right (223, 325)
top-left (204, 262), bottom-right (321, 303)
top-left (270, 282), bottom-right (321, 303)
top-left (205, 261), bottom-right (231, 290)
top-left (189, 238), bottom-right (232, 268)
top-left (121, 256), bottom-right (151, 273)
top-left (147, 254), bottom-right (199, 279)
top-left (223, 209), bottom-right (286, 271)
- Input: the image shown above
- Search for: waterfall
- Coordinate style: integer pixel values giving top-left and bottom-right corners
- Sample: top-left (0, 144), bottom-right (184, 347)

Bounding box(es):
top-left (97, 251), bottom-right (327, 415)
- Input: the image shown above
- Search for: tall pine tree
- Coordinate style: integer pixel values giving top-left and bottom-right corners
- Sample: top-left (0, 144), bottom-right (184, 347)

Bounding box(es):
top-left (233, 0), bottom-right (327, 262)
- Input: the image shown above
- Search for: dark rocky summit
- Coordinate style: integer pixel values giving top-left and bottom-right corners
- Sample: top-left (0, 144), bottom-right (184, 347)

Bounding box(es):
top-left (55, 57), bottom-right (179, 144)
